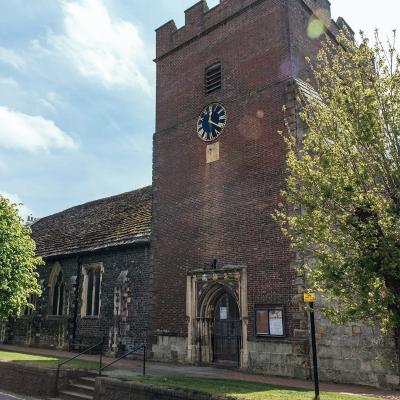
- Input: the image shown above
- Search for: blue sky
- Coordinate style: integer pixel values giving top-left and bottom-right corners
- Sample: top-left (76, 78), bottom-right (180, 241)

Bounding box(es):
top-left (0, 0), bottom-right (399, 219)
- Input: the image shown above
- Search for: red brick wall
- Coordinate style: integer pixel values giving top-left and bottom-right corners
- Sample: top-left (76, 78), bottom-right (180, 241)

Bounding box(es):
top-left (151, 0), bottom-right (336, 337)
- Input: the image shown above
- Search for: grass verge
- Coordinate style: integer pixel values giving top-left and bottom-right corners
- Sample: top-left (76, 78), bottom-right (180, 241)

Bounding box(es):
top-left (0, 349), bottom-right (101, 370)
top-left (126, 376), bottom-right (378, 400)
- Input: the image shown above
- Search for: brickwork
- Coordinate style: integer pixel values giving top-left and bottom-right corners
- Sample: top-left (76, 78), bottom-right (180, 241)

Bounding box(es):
top-left (6, 245), bottom-right (150, 354)
top-left (151, 0), bottom-right (340, 344)
top-left (0, 362), bottom-right (86, 398)
top-left (150, 0), bottom-right (399, 389)
top-left (152, 0), bottom-right (298, 340)
top-left (5, 0), bottom-right (399, 389)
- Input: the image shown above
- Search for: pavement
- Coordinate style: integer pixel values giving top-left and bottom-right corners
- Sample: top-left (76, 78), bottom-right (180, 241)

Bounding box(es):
top-left (0, 344), bottom-right (399, 399)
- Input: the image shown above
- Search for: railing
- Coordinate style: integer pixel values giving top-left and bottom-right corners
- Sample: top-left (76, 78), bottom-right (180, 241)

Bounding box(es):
top-left (55, 337), bottom-right (105, 394)
top-left (98, 343), bottom-right (146, 377)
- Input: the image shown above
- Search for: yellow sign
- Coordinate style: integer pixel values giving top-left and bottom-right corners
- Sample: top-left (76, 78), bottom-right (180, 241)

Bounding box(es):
top-left (304, 292), bottom-right (317, 303)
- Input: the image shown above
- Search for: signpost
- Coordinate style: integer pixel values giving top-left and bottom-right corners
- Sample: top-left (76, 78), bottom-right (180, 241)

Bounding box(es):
top-left (304, 292), bottom-right (320, 400)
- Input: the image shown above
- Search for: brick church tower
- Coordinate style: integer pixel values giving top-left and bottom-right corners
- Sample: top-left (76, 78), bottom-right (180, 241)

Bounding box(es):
top-left (150, 0), bottom-right (352, 378)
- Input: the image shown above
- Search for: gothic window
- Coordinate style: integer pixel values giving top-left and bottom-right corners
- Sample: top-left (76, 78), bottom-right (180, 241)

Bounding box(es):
top-left (205, 62), bottom-right (222, 95)
top-left (81, 264), bottom-right (102, 317)
top-left (49, 263), bottom-right (65, 316)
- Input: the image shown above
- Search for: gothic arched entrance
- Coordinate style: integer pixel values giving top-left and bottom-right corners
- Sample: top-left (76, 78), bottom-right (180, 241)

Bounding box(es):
top-left (212, 291), bottom-right (242, 364)
top-left (186, 266), bottom-right (249, 367)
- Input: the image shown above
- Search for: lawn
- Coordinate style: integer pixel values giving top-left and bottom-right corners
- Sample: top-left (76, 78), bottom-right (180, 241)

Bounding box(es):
top-left (0, 349), bottom-right (101, 370)
top-left (129, 376), bottom-right (378, 400)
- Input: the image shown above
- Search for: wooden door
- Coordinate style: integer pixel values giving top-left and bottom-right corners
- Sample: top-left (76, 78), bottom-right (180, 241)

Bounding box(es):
top-left (213, 293), bottom-right (241, 364)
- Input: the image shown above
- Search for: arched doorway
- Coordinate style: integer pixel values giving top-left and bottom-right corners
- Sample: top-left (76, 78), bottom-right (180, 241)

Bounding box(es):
top-left (186, 266), bottom-right (249, 367)
top-left (212, 291), bottom-right (242, 364)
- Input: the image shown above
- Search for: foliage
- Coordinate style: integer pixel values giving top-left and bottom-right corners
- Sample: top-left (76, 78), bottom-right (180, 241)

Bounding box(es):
top-left (0, 196), bottom-right (43, 319)
top-left (129, 376), bottom-right (376, 400)
top-left (276, 31), bottom-right (400, 347)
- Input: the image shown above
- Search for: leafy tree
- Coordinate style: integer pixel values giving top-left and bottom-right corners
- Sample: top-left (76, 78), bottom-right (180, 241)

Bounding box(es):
top-left (276, 31), bottom-right (400, 367)
top-left (0, 196), bottom-right (42, 319)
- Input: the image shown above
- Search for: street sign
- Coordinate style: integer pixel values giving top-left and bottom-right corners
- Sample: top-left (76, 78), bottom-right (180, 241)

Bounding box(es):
top-left (304, 292), bottom-right (317, 303)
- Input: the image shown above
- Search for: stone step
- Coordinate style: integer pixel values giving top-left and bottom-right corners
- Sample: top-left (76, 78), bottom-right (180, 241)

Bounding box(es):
top-left (59, 390), bottom-right (93, 400)
top-left (76, 376), bottom-right (96, 386)
top-left (69, 383), bottom-right (95, 396)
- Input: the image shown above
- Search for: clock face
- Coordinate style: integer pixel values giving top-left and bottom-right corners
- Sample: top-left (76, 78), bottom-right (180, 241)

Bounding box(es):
top-left (197, 103), bottom-right (227, 142)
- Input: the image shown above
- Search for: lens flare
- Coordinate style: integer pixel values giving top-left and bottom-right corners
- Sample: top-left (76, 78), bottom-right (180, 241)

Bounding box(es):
top-left (238, 114), bottom-right (265, 140)
top-left (307, 18), bottom-right (325, 39)
top-left (307, 8), bottom-right (330, 40)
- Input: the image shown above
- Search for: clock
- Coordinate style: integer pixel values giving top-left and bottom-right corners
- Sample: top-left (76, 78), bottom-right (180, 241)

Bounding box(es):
top-left (197, 103), bottom-right (227, 142)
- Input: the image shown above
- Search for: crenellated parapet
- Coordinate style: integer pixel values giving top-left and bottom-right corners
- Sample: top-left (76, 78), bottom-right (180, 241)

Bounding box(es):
top-left (336, 16), bottom-right (355, 38)
top-left (185, 1), bottom-right (209, 30)
top-left (155, 0), bottom-right (352, 60)
top-left (156, 20), bottom-right (178, 61)
top-left (302, 0), bottom-right (331, 16)
top-left (155, 0), bottom-right (260, 60)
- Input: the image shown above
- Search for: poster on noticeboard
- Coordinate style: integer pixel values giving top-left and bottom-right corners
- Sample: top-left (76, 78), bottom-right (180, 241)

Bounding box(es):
top-left (269, 309), bottom-right (284, 336)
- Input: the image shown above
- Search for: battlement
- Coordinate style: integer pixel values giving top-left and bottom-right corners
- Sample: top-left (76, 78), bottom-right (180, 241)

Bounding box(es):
top-left (336, 16), bottom-right (355, 38)
top-left (155, 0), bottom-right (347, 60)
top-left (155, 0), bottom-right (260, 59)
top-left (303, 0), bottom-right (331, 16)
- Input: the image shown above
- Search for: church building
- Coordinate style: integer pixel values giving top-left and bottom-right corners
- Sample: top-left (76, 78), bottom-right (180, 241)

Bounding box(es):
top-left (1, 0), bottom-right (398, 390)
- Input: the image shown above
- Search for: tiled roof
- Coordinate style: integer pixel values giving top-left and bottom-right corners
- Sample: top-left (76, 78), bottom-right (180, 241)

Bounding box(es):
top-left (31, 186), bottom-right (152, 258)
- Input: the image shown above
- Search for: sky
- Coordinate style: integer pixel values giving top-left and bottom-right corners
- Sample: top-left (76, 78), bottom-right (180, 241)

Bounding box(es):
top-left (0, 0), bottom-right (399, 220)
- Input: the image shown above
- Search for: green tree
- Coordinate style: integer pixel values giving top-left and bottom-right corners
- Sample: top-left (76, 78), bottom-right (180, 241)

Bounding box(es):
top-left (0, 196), bottom-right (42, 318)
top-left (276, 31), bottom-right (400, 366)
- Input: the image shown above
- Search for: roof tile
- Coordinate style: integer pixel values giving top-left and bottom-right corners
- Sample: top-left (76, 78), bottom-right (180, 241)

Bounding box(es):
top-left (31, 186), bottom-right (152, 258)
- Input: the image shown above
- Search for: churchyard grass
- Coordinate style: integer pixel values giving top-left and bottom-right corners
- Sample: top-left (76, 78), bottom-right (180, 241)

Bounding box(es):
top-left (0, 349), bottom-right (101, 370)
top-left (129, 376), bottom-right (378, 400)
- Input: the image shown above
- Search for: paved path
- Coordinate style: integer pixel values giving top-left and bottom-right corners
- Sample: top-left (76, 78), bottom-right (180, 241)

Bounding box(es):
top-left (1, 344), bottom-right (399, 399)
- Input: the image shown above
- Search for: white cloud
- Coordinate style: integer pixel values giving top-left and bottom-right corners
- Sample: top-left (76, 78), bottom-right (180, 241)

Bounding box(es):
top-left (0, 76), bottom-right (19, 87)
top-left (39, 91), bottom-right (63, 113)
top-left (0, 47), bottom-right (25, 70)
top-left (49, 0), bottom-right (151, 95)
top-left (0, 106), bottom-right (76, 152)
top-left (0, 192), bottom-right (33, 221)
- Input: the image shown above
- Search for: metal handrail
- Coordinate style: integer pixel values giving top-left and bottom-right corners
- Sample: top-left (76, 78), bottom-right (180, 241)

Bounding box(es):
top-left (99, 343), bottom-right (146, 376)
top-left (55, 337), bottom-right (104, 394)
top-left (58, 340), bottom-right (104, 368)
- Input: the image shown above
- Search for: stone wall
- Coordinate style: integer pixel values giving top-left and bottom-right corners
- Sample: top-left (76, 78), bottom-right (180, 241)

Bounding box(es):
top-left (95, 377), bottom-right (232, 400)
top-left (314, 314), bottom-right (400, 389)
top-left (150, 335), bottom-right (188, 364)
top-left (0, 362), bottom-right (85, 398)
top-left (248, 338), bottom-right (310, 379)
top-left (5, 244), bottom-right (150, 355)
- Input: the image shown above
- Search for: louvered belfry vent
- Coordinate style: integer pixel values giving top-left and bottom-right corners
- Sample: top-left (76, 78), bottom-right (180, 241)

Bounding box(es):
top-left (205, 62), bottom-right (222, 95)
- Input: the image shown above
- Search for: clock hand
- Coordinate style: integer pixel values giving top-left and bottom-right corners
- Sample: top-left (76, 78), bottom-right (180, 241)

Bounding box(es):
top-left (209, 120), bottom-right (224, 128)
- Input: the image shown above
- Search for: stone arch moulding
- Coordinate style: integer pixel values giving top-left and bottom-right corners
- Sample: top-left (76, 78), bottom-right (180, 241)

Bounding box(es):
top-left (48, 262), bottom-right (64, 316)
top-left (186, 265), bottom-right (248, 367)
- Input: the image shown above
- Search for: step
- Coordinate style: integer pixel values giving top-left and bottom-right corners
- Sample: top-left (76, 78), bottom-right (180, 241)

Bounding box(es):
top-left (76, 376), bottom-right (96, 386)
top-left (69, 383), bottom-right (95, 396)
top-left (58, 390), bottom-right (93, 400)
